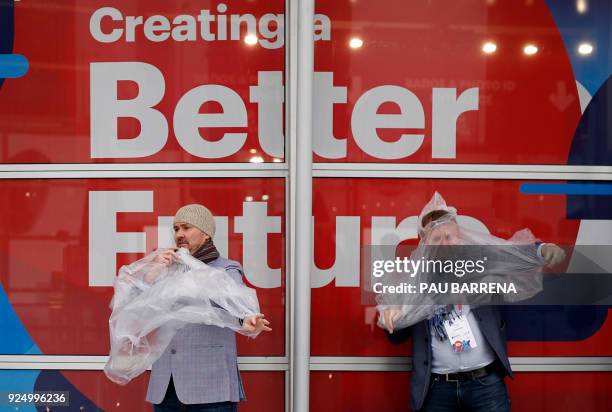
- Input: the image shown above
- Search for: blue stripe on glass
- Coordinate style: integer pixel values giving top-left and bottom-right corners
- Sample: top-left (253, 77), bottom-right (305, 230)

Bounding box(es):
top-left (520, 183), bottom-right (612, 195)
top-left (0, 54), bottom-right (28, 78)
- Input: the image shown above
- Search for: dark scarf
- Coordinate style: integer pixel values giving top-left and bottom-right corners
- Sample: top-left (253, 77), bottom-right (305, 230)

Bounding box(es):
top-left (192, 239), bottom-right (220, 264)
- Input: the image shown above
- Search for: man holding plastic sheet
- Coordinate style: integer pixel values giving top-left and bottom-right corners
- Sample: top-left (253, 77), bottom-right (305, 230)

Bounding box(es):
top-left (379, 193), bottom-right (565, 412)
top-left (145, 204), bottom-right (271, 412)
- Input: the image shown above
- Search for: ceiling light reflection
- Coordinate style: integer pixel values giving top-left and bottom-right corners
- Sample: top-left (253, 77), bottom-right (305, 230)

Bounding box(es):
top-left (523, 44), bottom-right (538, 55)
top-left (578, 42), bottom-right (593, 55)
top-left (244, 34), bottom-right (258, 46)
top-left (349, 37), bottom-right (363, 49)
top-left (482, 42), bottom-right (497, 54)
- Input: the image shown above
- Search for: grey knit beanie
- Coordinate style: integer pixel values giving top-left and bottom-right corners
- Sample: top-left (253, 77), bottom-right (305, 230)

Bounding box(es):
top-left (173, 204), bottom-right (216, 238)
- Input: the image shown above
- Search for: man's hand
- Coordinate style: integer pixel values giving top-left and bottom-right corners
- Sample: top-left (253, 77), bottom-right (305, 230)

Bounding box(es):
top-left (144, 249), bottom-right (178, 283)
top-left (380, 307), bottom-right (402, 334)
top-left (243, 314), bottom-right (272, 334)
top-left (541, 243), bottom-right (566, 267)
top-left (153, 248), bottom-right (178, 267)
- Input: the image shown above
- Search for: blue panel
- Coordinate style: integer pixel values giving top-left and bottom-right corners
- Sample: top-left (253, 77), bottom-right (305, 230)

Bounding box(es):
top-left (546, 0), bottom-right (612, 94)
top-left (568, 76), bottom-right (612, 167)
top-left (0, 284), bottom-right (41, 354)
top-left (0, 370), bottom-right (39, 412)
top-left (565, 75), bottom-right (612, 217)
top-left (0, 371), bottom-right (101, 412)
top-left (0, 0), bottom-right (14, 89)
top-left (34, 370), bottom-right (100, 412)
top-left (504, 306), bottom-right (608, 341)
top-left (567, 188), bottom-right (612, 220)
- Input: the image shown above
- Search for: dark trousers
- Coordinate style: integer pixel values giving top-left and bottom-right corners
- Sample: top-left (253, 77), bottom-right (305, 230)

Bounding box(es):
top-left (154, 378), bottom-right (238, 412)
top-left (420, 371), bottom-right (510, 412)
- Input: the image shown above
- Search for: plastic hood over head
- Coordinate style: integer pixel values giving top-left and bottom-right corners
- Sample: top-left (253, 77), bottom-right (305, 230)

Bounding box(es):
top-left (417, 191), bottom-right (458, 237)
top-left (376, 191), bottom-right (545, 331)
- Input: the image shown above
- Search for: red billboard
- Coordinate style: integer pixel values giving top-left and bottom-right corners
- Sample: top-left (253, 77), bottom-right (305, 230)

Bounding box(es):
top-left (0, 178), bottom-right (285, 356)
top-left (1, 0), bottom-right (583, 165)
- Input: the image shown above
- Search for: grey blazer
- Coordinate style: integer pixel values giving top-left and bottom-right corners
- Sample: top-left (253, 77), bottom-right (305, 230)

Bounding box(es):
top-left (146, 257), bottom-right (247, 405)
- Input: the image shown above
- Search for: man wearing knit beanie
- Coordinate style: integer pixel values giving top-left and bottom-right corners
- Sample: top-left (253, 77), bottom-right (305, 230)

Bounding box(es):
top-left (145, 204), bottom-right (271, 412)
top-left (173, 204), bottom-right (216, 254)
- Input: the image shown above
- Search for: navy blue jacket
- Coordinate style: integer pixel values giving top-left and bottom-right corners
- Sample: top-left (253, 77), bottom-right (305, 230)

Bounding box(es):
top-left (386, 306), bottom-right (512, 410)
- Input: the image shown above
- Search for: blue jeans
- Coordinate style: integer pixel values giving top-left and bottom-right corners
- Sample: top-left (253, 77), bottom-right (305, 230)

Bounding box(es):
top-left (420, 372), bottom-right (510, 412)
top-left (154, 378), bottom-right (238, 412)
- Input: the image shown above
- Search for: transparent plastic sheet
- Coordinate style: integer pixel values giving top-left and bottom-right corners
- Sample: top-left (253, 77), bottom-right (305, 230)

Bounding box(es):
top-left (377, 193), bottom-right (544, 331)
top-left (104, 248), bottom-right (260, 385)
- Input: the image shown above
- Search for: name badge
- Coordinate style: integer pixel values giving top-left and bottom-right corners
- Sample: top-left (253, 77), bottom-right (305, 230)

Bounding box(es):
top-left (443, 313), bottom-right (478, 353)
